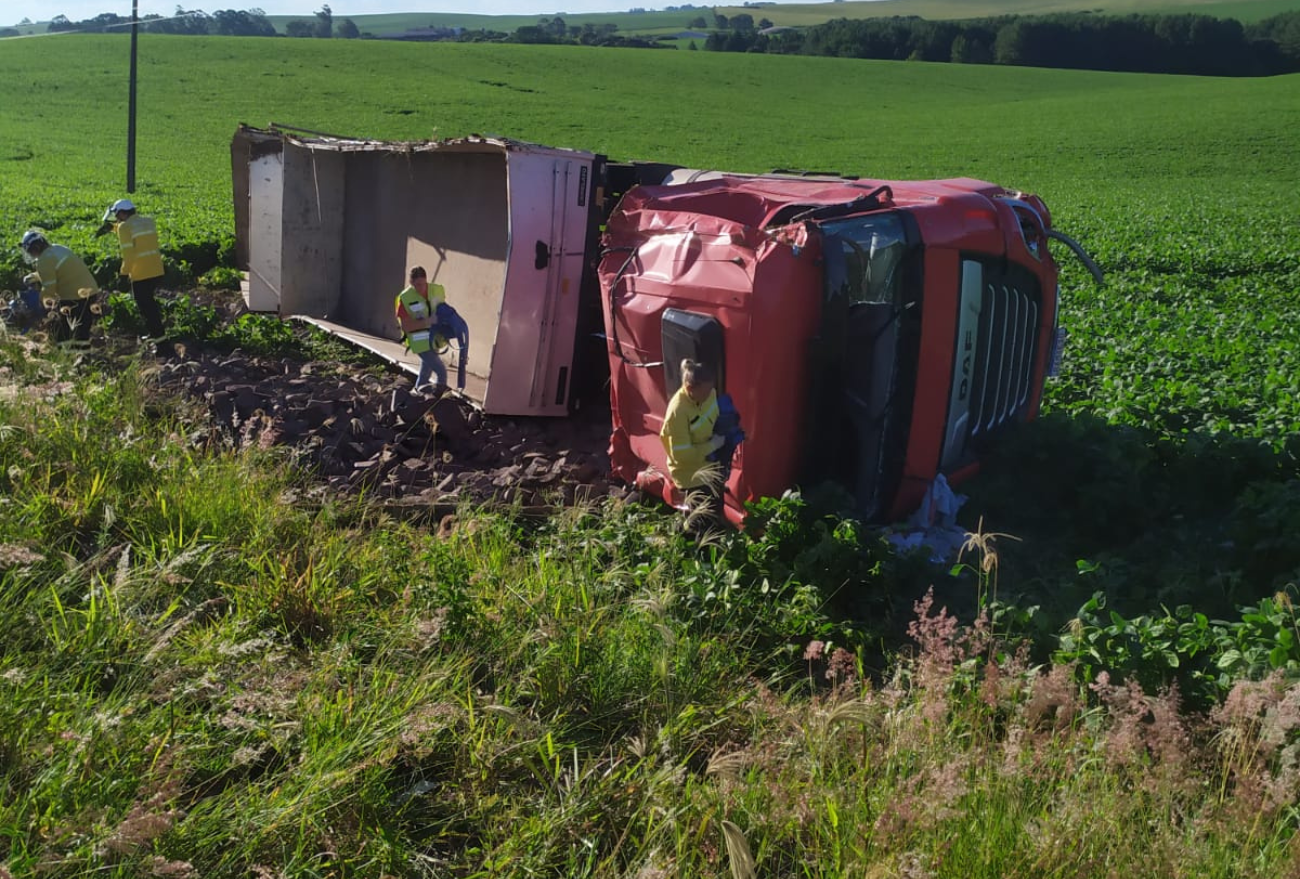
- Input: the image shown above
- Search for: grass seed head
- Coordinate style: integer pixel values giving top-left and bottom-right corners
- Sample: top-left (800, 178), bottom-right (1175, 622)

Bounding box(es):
top-left (720, 820), bottom-right (756, 879)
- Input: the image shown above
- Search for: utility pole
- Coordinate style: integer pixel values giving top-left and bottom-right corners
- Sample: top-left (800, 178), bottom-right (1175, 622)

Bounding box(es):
top-left (127, 0), bottom-right (138, 193)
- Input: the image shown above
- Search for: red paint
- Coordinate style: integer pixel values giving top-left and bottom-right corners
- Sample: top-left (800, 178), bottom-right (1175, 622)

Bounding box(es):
top-left (599, 174), bottom-right (1064, 525)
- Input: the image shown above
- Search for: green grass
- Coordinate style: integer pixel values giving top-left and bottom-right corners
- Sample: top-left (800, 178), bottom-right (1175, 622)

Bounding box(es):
top-left (10, 0), bottom-right (1297, 35)
top-left (0, 351), bottom-right (1294, 879)
top-left (3, 25), bottom-right (1300, 879)
top-left (261, 0), bottom-right (1300, 34)
top-left (1, 35), bottom-right (1296, 269)
top-left (3, 36), bottom-right (1297, 448)
top-left (0, 350), bottom-right (1296, 875)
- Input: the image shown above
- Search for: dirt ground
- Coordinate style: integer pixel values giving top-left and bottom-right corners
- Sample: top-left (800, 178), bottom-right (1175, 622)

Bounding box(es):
top-left (119, 291), bottom-right (633, 515)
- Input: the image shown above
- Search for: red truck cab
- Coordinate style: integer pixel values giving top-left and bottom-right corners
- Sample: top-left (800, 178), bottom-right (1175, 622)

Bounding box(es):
top-left (599, 172), bottom-right (1073, 524)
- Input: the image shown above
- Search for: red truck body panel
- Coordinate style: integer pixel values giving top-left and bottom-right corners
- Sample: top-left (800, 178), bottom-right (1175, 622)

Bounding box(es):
top-left (600, 174), bottom-right (1062, 525)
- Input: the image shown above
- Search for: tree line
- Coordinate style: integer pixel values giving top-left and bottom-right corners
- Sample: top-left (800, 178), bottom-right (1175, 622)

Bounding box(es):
top-left (39, 5), bottom-right (361, 39)
top-left (29, 7), bottom-right (647, 45)
top-left (505, 16), bottom-right (670, 48)
top-left (24, 5), bottom-right (1300, 75)
top-left (704, 11), bottom-right (1300, 76)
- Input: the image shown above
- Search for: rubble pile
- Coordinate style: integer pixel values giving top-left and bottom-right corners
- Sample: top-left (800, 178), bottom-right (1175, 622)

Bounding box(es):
top-left (152, 348), bottom-right (627, 511)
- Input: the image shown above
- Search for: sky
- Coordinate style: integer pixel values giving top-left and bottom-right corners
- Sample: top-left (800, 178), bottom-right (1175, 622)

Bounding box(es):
top-left (9, 1), bottom-right (827, 26)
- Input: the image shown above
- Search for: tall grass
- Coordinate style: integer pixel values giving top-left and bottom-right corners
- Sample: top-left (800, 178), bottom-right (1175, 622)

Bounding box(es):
top-left (1, 339), bottom-right (1298, 877)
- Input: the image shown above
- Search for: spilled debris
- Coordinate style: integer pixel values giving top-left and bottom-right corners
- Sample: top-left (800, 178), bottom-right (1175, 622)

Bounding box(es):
top-left (150, 342), bottom-right (628, 513)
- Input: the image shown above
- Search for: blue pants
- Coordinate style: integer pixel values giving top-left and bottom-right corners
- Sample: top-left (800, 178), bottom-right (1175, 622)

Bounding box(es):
top-left (433, 303), bottom-right (470, 390)
top-left (415, 349), bottom-right (446, 390)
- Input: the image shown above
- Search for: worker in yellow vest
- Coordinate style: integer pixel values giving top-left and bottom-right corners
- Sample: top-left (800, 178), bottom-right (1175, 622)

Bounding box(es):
top-left (660, 358), bottom-right (728, 532)
top-left (394, 265), bottom-right (447, 394)
top-left (103, 198), bottom-right (166, 339)
top-left (19, 229), bottom-right (100, 346)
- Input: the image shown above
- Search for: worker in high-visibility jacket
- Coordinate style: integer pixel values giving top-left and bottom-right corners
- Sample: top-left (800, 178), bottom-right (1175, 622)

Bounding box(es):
top-left (394, 265), bottom-right (448, 394)
top-left (19, 229), bottom-right (99, 346)
top-left (660, 358), bottom-right (728, 529)
top-left (104, 198), bottom-right (166, 339)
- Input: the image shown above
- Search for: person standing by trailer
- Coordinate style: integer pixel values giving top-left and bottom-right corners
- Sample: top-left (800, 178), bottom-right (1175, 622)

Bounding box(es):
top-left (660, 359), bottom-right (728, 531)
top-left (19, 230), bottom-right (99, 346)
top-left (103, 198), bottom-right (166, 340)
top-left (395, 265), bottom-right (448, 394)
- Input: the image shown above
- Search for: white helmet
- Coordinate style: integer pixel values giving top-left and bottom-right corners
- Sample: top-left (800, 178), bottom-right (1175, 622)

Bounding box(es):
top-left (20, 229), bottom-right (47, 254)
top-left (102, 198), bottom-right (135, 222)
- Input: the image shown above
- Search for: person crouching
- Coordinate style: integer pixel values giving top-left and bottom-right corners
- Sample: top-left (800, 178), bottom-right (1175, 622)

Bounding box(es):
top-left (660, 358), bottom-right (728, 533)
top-left (19, 230), bottom-right (99, 347)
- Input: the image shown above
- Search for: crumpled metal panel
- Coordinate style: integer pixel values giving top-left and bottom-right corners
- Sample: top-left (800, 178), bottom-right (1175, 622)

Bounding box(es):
top-left (600, 178), bottom-right (824, 525)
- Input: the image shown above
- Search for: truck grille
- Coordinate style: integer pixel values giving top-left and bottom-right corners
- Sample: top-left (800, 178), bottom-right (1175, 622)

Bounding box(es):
top-left (970, 278), bottom-right (1038, 437)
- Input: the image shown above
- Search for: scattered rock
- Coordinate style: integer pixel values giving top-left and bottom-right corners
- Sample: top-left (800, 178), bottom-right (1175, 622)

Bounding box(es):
top-left (155, 338), bottom-right (621, 511)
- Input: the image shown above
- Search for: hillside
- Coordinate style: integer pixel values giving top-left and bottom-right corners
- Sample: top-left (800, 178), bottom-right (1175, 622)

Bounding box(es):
top-left (259, 0), bottom-right (1300, 35)
top-left (6, 0), bottom-right (1297, 33)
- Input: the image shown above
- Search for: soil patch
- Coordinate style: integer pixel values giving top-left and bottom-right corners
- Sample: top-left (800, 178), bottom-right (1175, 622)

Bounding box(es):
top-left (126, 290), bottom-right (632, 513)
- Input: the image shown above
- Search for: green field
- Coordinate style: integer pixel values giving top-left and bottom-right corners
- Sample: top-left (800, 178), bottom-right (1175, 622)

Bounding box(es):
top-left (3, 35), bottom-right (1299, 445)
top-left (9, 0), bottom-right (1299, 35)
top-left (4, 32), bottom-right (1300, 878)
top-left (269, 9), bottom-right (713, 37)
top-left (5, 38), bottom-right (1299, 399)
top-left (212, 0), bottom-right (1300, 35)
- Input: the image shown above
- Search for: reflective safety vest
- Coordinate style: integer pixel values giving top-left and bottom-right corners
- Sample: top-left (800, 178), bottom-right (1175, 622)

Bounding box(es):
top-left (115, 214), bottom-right (165, 282)
top-left (394, 282), bottom-right (445, 354)
top-left (36, 244), bottom-right (99, 302)
top-left (659, 386), bottom-right (719, 488)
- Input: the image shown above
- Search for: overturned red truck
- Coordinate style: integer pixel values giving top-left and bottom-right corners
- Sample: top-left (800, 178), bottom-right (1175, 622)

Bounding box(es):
top-left (231, 125), bottom-right (1099, 525)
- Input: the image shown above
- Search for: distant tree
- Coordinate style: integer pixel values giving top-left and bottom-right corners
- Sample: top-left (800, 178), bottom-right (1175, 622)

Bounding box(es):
top-left (950, 33), bottom-right (992, 64)
top-left (993, 20), bottom-right (1031, 65)
top-left (713, 13), bottom-right (727, 29)
top-left (709, 6), bottom-right (1295, 74)
top-left (511, 25), bottom-right (554, 44)
top-left (211, 9), bottom-right (275, 36)
top-left (725, 28), bottom-right (757, 50)
top-left (285, 18), bottom-right (313, 37)
top-left (907, 19), bottom-right (960, 61)
top-left (688, 39), bottom-right (697, 49)
top-left (689, 15), bottom-right (706, 28)
top-left (313, 4), bottom-right (332, 38)
top-left (0, 27), bottom-right (19, 37)
top-left (1249, 10), bottom-right (1300, 61)
top-left (731, 13), bottom-right (754, 31)
top-left (758, 18), bottom-right (773, 29)
top-left (47, 15), bottom-right (74, 32)
top-left (337, 17), bottom-right (359, 38)
top-left (19, 17), bottom-right (32, 24)
top-left (164, 6), bottom-right (210, 35)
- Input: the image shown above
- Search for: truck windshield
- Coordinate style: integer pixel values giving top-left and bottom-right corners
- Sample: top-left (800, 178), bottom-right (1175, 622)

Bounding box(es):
top-left (812, 212), bottom-right (914, 519)
top-left (821, 214), bottom-right (908, 306)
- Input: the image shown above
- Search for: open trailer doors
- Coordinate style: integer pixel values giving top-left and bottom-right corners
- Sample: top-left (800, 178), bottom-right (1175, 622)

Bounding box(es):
top-left (230, 125), bottom-right (602, 417)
